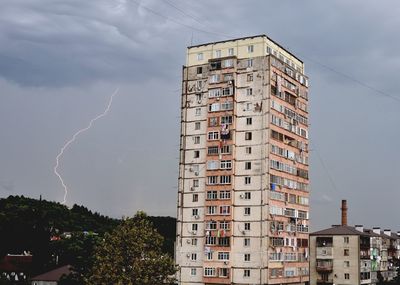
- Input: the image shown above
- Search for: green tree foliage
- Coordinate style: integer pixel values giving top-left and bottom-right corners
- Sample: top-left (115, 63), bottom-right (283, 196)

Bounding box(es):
top-left (86, 212), bottom-right (177, 285)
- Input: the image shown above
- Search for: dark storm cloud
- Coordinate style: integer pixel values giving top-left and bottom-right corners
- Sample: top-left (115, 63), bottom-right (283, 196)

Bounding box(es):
top-left (0, 0), bottom-right (399, 230)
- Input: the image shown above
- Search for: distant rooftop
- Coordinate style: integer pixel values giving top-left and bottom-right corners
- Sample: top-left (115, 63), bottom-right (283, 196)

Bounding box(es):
top-left (31, 265), bottom-right (72, 281)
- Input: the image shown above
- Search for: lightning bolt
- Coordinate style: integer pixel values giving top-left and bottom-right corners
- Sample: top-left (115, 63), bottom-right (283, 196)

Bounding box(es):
top-left (54, 87), bottom-right (120, 205)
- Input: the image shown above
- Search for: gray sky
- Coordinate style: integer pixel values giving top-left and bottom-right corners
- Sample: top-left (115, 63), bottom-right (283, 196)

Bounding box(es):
top-left (1, 0), bottom-right (399, 231)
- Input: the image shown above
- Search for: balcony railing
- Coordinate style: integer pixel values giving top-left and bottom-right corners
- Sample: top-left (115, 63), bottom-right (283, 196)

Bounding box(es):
top-left (316, 263), bottom-right (333, 272)
top-left (317, 247), bottom-right (333, 258)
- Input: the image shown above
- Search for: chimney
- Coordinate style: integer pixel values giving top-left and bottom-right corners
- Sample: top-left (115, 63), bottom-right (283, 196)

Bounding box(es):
top-left (384, 229), bottom-right (391, 237)
top-left (355, 225), bottom-right (364, 233)
top-left (341, 200), bottom-right (348, 226)
top-left (373, 227), bottom-right (381, 235)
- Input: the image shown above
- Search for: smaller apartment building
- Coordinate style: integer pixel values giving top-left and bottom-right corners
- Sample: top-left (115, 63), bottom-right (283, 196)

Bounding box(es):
top-left (310, 201), bottom-right (400, 285)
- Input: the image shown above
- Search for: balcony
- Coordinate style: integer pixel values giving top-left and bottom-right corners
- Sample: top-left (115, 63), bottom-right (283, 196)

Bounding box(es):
top-left (317, 279), bottom-right (333, 285)
top-left (316, 262), bottom-right (333, 272)
top-left (316, 247), bottom-right (333, 259)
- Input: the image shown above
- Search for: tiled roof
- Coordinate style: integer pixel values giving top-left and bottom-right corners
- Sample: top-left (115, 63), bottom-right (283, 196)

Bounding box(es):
top-left (31, 265), bottom-right (72, 281)
top-left (311, 225), bottom-right (369, 236)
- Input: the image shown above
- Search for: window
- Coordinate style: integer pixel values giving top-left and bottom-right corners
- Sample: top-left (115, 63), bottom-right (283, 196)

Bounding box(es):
top-left (209, 117), bottom-right (218, 126)
top-left (345, 273), bottom-right (350, 280)
top-left (222, 87), bottom-right (233, 96)
top-left (215, 50), bottom-right (221, 58)
top-left (218, 252), bottom-right (229, 260)
top-left (247, 59), bottom-right (253, 67)
top-left (208, 131), bottom-right (219, 140)
top-left (206, 251), bottom-right (213, 260)
top-left (247, 45), bottom-right (254, 53)
top-left (197, 53), bottom-right (203, 60)
top-left (244, 269), bottom-right (250, 277)
top-left (210, 74), bottom-right (220, 83)
top-left (195, 107), bottom-right (201, 116)
top-left (246, 88), bottom-right (253, 96)
top-left (220, 160), bottom-right (232, 169)
top-left (206, 236), bottom-right (217, 245)
top-left (246, 117), bottom-right (252, 125)
top-left (245, 176), bottom-right (251, 185)
top-left (244, 222), bottom-right (251, 230)
top-left (247, 73), bottom-right (253, 82)
top-left (220, 221), bottom-right (230, 230)
top-left (191, 268), bottom-right (197, 276)
top-left (344, 261), bottom-right (350, 267)
top-left (344, 249), bottom-right (349, 256)
top-left (194, 136), bottom-right (200, 144)
top-left (208, 146), bottom-right (219, 155)
top-left (209, 88), bottom-right (221, 98)
top-left (192, 209), bottom-right (198, 216)
top-left (245, 132), bottom-right (252, 140)
top-left (206, 221), bottom-right (217, 230)
top-left (244, 253), bottom-right (251, 261)
top-left (228, 48), bottom-right (234, 56)
top-left (209, 103), bottom-right (220, 112)
top-left (344, 237), bottom-right (349, 244)
top-left (195, 93), bottom-right (202, 102)
top-left (192, 224), bottom-right (198, 231)
top-left (244, 192), bottom-right (251, 199)
top-left (207, 176), bottom-right (218, 185)
top-left (196, 66), bottom-right (202, 74)
top-left (207, 191), bottom-right (218, 200)
top-left (193, 179), bottom-right (199, 187)
top-left (245, 162), bottom-right (252, 170)
top-left (191, 238), bottom-right (198, 246)
top-left (224, 59), bottom-right (234, 67)
top-left (244, 238), bottom-right (250, 247)
top-left (192, 194), bottom-right (198, 202)
top-left (221, 145), bottom-right (231, 154)
top-left (194, 150), bottom-right (199, 158)
top-left (220, 190), bottom-right (231, 199)
top-left (207, 206), bottom-right (217, 215)
top-left (221, 116), bottom-right (233, 125)
top-left (220, 205), bottom-right (230, 215)
top-left (244, 207), bottom-right (251, 215)
top-left (221, 101), bottom-right (233, 110)
top-left (195, 122), bottom-right (200, 130)
top-left (220, 175), bottom-right (231, 184)
top-left (204, 267), bottom-right (216, 277)
top-left (245, 147), bottom-right (252, 154)
top-left (219, 267), bottom-right (229, 277)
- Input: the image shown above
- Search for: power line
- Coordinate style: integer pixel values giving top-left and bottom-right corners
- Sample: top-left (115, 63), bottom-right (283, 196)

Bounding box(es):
top-left (297, 52), bottom-right (400, 103)
top-left (130, 0), bottom-right (228, 39)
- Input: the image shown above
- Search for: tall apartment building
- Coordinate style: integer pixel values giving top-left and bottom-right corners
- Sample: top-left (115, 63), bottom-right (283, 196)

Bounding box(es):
top-left (176, 35), bottom-right (310, 285)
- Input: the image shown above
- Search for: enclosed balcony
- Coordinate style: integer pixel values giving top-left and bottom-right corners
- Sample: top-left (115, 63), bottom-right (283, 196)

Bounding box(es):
top-left (316, 260), bottom-right (333, 272)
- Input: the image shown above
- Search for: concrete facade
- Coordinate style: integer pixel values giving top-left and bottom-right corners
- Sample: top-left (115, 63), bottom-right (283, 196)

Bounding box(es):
top-left (176, 35), bottom-right (309, 285)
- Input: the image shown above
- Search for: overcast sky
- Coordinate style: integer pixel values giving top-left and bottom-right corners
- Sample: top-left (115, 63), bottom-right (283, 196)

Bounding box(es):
top-left (1, 0), bottom-right (399, 231)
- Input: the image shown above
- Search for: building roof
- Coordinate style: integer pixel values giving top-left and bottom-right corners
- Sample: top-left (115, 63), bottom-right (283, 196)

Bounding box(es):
top-left (187, 34), bottom-right (303, 64)
top-left (31, 265), bottom-right (72, 281)
top-left (311, 225), bottom-right (370, 236)
top-left (0, 255), bottom-right (32, 272)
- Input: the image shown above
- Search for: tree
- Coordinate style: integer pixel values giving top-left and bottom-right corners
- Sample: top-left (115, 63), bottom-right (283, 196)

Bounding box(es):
top-left (86, 211), bottom-right (177, 285)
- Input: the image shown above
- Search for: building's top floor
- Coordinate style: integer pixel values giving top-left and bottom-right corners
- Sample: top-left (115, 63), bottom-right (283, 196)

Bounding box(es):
top-left (186, 34), bottom-right (304, 74)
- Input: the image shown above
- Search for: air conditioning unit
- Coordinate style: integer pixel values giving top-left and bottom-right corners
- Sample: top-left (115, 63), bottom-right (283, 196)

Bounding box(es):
top-left (241, 230), bottom-right (246, 235)
top-left (186, 253), bottom-right (191, 258)
top-left (223, 261), bottom-right (229, 265)
top-left (239, 194), bottom-right (244, 199)
top-left (194, 171), bottom-right (199, 176)
top-left (190, 187), bottom-right (195, 191)
top-left (186, 239), bottom-right (191, 244)
top-left (194, 215), bottom-right (200, 220)
top-left (192, 230), bottom-right (197, 235)
top-left (197, 100), bottom-right (202, 104)
top-left (189, 167), bottom-right (193, 172)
